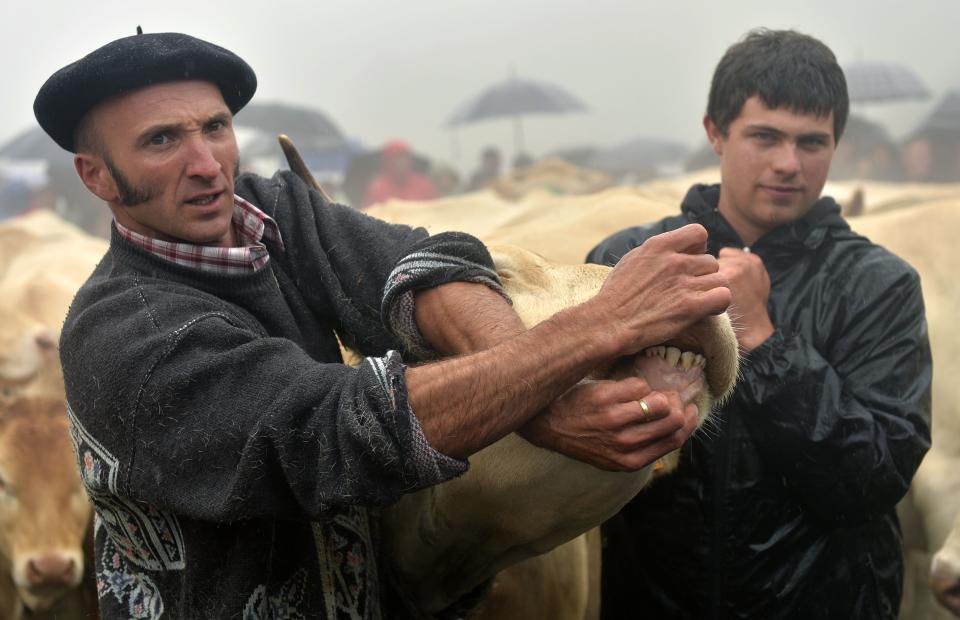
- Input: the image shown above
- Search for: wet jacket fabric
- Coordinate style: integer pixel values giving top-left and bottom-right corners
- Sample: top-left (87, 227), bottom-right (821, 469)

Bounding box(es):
top-left (587, 184), bottom-right (932, 619)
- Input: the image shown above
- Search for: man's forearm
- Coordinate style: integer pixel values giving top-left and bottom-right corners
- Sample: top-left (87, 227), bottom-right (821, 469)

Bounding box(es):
top-left (414, 282), bottom-right (525, 355)
top-left (407, 296), bottom-right (617, 459)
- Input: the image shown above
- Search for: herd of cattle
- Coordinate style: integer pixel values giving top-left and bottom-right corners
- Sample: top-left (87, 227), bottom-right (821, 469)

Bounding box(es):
top-left (1, 166), bottom-right (958, 619)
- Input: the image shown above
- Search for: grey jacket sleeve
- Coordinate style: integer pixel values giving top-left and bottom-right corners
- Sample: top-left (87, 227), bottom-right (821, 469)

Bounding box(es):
top-left (237, 171), bottom-right (504, 360)
top-left (107, 312), bottom-right (467, 523)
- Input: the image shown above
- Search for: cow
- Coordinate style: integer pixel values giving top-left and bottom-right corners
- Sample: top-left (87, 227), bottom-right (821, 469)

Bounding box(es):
top-left (0, 397), bottom-right (95, 619)
top-left (844, 199), bottom-right (960, 619)
top-left (0, 212), bottom-right (106, 405)
top-left (383, 245), bottom-right (739, 618)
top-left (0, 212), bottom-right (106, 617)
top-left (266, 146), bottom-right (738, 617)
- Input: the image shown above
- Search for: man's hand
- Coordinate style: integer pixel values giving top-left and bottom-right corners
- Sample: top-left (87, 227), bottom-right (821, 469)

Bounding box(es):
top-left (717, 247), bottom-right (774, 352)
top-left (590, 224), bottom-right (731, 357)
top-left (518, 377), bottom-right (698, 472)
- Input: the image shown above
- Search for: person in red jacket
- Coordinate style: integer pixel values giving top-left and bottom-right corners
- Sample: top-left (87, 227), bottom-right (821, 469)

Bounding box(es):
top-left (363, 140), bottom-right (437, 207)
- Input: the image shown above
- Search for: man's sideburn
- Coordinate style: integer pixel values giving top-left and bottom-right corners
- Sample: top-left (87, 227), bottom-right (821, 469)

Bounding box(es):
top-left (103, 155), bottom-right (160, 207)
top-left (103, 155), bottom-right (241, 208)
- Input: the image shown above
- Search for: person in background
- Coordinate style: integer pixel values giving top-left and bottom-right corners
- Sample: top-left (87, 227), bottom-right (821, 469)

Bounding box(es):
top-left (901, 128), bottom-right (960, 183)
top-left (466, 146), bottom-right (502, 191)
top-left (429, 162), bottom-right (462, 197)
top-left (829, 115), bottom-right (900, 181)
top-left (362, 139), bottom-right (437, 207)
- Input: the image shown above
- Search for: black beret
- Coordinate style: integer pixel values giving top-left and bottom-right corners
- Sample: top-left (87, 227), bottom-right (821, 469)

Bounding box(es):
top-left (34, 31), bottom-right (257, 153)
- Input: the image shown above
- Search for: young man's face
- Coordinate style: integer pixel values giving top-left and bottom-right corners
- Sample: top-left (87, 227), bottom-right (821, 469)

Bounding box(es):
top-left (75, 80), bottom-right (240, 246)
top-left (705, 96), bottom-right (835, 245)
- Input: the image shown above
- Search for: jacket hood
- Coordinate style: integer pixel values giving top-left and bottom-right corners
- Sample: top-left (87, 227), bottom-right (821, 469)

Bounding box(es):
top-left (680, 183), bottom-right (851, 260)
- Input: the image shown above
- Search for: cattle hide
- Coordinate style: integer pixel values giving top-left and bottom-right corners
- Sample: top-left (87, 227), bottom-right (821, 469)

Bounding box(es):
top-left (382, 245), bottom-right (739, 617)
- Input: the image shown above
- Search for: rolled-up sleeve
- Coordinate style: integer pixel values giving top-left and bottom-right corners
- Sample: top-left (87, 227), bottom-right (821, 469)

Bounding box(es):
top-left (381, 232), bottom-right (508, 360)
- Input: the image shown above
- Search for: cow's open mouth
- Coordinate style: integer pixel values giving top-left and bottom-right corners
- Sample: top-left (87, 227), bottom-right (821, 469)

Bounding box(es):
top-left (643, 345), bottom-right (706, 370)
top-left (633, 346), bottom-right (707, 413)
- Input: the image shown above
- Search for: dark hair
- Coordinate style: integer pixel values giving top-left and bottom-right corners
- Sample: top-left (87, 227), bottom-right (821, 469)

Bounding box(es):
top-left (73, 111), bottom-right (104, 156)
top-left (707, 28), bottom-right (849, 142)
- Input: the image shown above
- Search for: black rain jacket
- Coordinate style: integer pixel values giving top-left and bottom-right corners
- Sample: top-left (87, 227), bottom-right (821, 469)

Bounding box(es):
top-left (587, 184), bottom-right (932, 620)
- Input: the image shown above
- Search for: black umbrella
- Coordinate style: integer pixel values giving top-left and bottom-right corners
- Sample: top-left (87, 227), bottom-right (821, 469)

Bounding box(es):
top-left (447, 76), bottom-right (588, 152)
top-left (239, 127), bottom-right (365, 175)
top-left (234, 102), bottom-right (347, 150)
top-left (843, 61), bottom-right (930, 103)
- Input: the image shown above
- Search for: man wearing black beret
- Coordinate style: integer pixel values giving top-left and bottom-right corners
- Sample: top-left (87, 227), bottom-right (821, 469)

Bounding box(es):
top-left (39, 31), bottom-right (731, 618)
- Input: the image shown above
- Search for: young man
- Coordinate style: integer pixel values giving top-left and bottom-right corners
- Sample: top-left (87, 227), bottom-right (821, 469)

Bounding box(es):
top-left (35, 31), bottom-right (731, 618)
top-left (589, 29), bottom-right (932, 619)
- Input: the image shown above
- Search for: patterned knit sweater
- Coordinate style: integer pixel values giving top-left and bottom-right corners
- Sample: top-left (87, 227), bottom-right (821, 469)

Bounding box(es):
top-left (60, 171), bottom-right (502, 619)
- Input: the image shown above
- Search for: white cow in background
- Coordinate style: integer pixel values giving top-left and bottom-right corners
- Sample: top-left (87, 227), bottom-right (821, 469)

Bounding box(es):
top-left (851, 200), bottom-right (960, 620)
top-left (0, 212), bottom-right (105, 618)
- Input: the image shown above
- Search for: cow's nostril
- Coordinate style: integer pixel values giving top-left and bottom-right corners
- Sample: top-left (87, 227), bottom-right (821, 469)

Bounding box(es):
top-left (25, 554), bottom-right (76, 587)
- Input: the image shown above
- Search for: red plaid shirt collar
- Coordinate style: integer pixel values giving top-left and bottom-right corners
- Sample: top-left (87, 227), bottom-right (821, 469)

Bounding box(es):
top-left (115, 195), bottom-right (284, 274)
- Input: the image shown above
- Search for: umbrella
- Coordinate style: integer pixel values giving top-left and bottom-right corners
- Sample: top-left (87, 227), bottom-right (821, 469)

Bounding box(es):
top-left (235, 103), bottom-right (359, 178)
top-left (234, 102), bottom-right (347, 150)
top-left (447, 76), bottom-right (588, 152)
top-left (238, 127), bottom-right (365, 175)
top-left (842, 61), bottom-right (930, 103)
top-left (587, 138), bottom-right (689, 179)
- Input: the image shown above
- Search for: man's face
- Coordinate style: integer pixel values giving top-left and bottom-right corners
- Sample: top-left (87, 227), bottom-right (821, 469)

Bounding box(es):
top-left (78, 80), bottom-right (240, 246)
top-left (705, 96), bottom-right (835, 245)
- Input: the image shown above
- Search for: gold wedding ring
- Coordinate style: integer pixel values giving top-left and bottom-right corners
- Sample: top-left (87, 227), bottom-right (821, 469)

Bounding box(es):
top-left (638, 399), bottom-right (651, 419)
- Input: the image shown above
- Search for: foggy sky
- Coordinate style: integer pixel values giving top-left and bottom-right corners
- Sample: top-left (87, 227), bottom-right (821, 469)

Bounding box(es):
top-left (4, 0), bottom-right (959, 172)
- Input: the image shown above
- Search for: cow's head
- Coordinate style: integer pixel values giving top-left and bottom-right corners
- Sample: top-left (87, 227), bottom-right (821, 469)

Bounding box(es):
top-left (492, 244), bottom-right (738, 429)
top-left (384, 246), bottom-right (740, 616)
top-left (0, 398), bottom-right (91, 612)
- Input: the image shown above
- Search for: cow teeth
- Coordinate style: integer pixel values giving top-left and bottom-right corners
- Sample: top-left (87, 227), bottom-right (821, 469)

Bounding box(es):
top-left (680, 351), bottom-right (695, 370)
top-left (695, 354), bottom-right (706, 368)
top-left (665, 347), bottom-right (681, 367)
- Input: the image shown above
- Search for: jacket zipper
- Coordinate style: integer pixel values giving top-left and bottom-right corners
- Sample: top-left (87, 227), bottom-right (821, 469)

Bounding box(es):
top-left (710, 242), bottom-right (744, 620)
top-left (710, 416), bottom-right (732, 620)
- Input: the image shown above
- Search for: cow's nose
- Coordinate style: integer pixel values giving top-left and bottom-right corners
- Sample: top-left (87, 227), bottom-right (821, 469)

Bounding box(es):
top-left (930, 562), bottom-right (960, 616)
top-left (25, 554), bottom-right (76, 587)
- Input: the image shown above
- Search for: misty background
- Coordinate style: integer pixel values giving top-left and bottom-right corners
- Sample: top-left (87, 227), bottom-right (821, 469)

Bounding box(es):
top-left (4, 0), bottom-right (959, 175)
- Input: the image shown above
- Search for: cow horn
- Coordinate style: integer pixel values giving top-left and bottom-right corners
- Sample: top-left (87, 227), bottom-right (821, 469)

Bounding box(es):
top-left (278, 134), bottom-right (333, 202)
